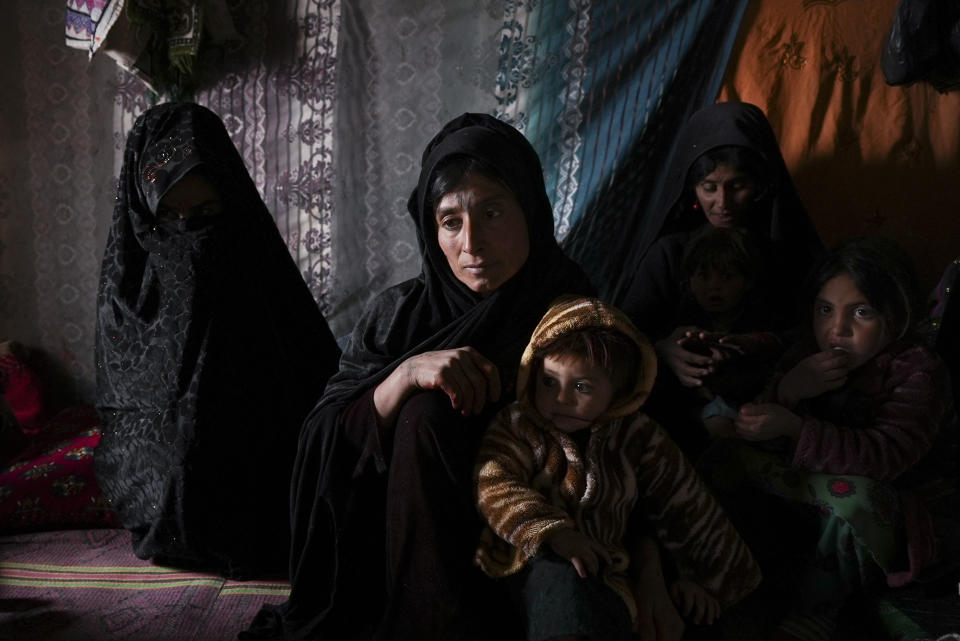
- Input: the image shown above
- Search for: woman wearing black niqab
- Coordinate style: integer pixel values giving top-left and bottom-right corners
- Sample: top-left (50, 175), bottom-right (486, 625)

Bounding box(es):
top-left (241, 113), bottom-right (594, 641)
top-left (94, 103), bottom-right (341, 577)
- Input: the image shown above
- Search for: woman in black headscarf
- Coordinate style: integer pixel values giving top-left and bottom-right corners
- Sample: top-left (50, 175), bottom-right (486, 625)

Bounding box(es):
top-left (94, 103), bottom-right (341, 577)
top-left (617, 102), bottom-right (821, 460)
top-left (620, 102), bottom-right (822, 386)
top-left (241, 113), bottom-right (594, 641)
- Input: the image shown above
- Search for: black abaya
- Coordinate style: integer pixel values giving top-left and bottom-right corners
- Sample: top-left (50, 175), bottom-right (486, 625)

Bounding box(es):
top-left (94, 102), bottom-right (341, 577)
top-left (242, 113), bottom-right (593, 641)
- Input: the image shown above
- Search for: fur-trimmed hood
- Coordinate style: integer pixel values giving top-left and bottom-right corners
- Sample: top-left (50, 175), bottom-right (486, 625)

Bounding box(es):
top-left (517, 296), bottom-right (658, 426)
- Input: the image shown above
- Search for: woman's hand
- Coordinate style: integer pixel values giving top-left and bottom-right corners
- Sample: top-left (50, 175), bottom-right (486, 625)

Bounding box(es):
top-left (655, 327), bottom-right (717, 388)
top-left (777, 350), bottom-right (849, 407)
top-left (547, 529), bottom-right (611, 579)
top-left (373, 347), bottom-right (500, 425)
top-left (669, 579), bottom-right (721, 626)
top-left (717, 332), bottom-right (779, 357)
top-left (734, 402), bottom-right (802, 441)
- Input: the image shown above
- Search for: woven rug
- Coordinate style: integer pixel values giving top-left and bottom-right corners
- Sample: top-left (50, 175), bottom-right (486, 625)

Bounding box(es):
top-left (0, 528), bottom-right (289, 641)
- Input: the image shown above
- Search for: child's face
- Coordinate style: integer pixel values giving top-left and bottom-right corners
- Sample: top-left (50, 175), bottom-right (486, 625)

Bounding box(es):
top-left (813, 271), bottom-right (890, 370)
top-left (689, 266), bottom-right (748, 315)
top-left (534, 354), bottom-right (615, 434)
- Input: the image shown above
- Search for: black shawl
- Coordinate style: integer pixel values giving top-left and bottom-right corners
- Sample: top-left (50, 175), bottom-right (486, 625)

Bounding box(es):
top-left (620, 101), bottom-right (822, 335)
top-left (249, 113), bottom-right (593, 639)
top-left (94, 102), bottom-right (340, 577)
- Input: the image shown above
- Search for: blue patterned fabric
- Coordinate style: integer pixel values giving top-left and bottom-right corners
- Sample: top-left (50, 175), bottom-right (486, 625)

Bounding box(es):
top-left (501, 1), bottom-right (747, 240)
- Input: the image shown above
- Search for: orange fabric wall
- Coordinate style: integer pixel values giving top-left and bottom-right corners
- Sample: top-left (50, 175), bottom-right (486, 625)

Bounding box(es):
top-left (718, 0), bottom-right (960, 293)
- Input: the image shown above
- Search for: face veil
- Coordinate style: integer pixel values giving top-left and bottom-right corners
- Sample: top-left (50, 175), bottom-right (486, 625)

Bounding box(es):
top-left (94, 102), bottom-right (340, 575)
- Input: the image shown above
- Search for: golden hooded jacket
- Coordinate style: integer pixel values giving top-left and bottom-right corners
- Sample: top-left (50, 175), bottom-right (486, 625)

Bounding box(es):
top-left (474, 296), bottom-right (760, 623)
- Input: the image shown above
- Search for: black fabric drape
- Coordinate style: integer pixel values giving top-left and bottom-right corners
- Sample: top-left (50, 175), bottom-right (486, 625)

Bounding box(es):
top-left (94, 102), bottom-right (341, 577)
top-left (619, 101), bottom-right (822, 336)
top-left (242, 113), bottom-right (593, 640)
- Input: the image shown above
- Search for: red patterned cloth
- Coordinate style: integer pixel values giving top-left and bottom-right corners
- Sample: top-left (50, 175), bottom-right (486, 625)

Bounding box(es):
top-left (0, 404), bottom-right (120, 531)
top-left (0, 352), bottom-right (45, 434)
top-left (0, 347), bottom-right (120, 532)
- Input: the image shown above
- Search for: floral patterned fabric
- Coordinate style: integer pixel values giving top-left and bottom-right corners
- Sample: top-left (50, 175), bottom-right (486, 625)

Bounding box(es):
top-left (4, 1), bottom-right (751, 404)
top-left (0, 405), bottom-right (120, 532)
top-left (703, 440), bottom-right (901, 586)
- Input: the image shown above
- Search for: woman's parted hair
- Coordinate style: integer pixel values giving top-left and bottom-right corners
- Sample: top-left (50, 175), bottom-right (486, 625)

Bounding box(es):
top-left (804, 236), bottom-right (921, 340)
top-left (424, 155), bottom-right (511, 225)
top-left (685, 145), bottom-right (772, 195)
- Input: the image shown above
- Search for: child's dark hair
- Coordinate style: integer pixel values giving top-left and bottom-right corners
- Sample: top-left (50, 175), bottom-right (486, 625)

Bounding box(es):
top-left (681, 225), bottom-right (762, 283)
top-left (685, 145), bottom-right (772, 197)
top-left (804, 236), bottom-right (921, 340)
top-left (537, 327), bottom-right (639, 399)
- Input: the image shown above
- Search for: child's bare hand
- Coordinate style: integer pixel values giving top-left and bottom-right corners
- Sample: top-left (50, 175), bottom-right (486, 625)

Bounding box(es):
top-left (635, 592), bottom-right (685, 641)
top-left (547, 529), bottom-right (611, 578)
top-left (632, 537), bottom-right (685, 641)
top-left (669, 579), bottom-right (721, 626)
top-left (777, 350), bottom-right (849, 406)
top-left (734, 402), bottom-right (802, 441)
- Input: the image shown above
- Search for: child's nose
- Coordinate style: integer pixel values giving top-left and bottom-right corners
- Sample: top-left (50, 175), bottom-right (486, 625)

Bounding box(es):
top-left (557, 386), bottom-right (576, 405)
top-left (831, 314), bottom-right (852, 336)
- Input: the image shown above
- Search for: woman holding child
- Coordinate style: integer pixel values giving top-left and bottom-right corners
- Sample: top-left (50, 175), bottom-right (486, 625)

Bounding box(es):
top-left (241, 113), bottom-right (595, 640)
top-left (619, 102), bottom-right (822, 457)
top-left (620, 101), bottom-right (822, 385)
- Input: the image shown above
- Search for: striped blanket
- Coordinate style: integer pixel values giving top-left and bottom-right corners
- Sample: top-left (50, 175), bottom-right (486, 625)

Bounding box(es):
top-left (0, 528), bottom-right (289, 641)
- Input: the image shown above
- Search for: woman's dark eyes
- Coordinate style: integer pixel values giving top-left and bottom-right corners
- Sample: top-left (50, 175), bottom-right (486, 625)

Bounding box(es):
top-left (699, 181), bottom-right (750, 192)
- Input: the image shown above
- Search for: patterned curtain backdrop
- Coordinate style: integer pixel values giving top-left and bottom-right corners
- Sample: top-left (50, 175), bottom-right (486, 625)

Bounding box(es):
top-left (0, 2), bottom-right (119, 406)
top-left (0, 0), bottom-right (745, 403)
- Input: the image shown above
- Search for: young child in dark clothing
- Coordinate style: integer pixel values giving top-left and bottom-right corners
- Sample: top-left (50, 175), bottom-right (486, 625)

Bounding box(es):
top-left (650, 226), bottom-right (786, 453)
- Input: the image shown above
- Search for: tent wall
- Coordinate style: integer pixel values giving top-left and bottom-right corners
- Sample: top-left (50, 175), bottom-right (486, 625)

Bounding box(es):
top-left (2, 0), bottom-right (956, 404)
top-left (719, 0), bottom-right (960, 292)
